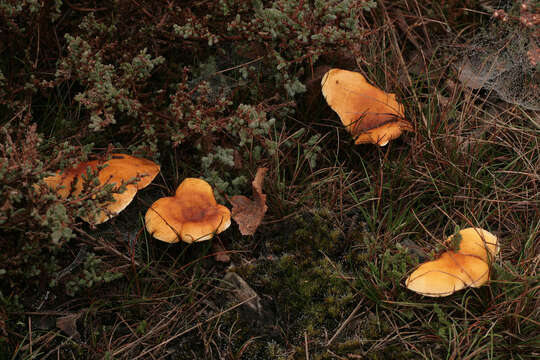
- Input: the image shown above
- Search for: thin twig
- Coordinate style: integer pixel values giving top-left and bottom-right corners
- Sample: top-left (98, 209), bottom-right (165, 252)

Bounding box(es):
top-left (64, 0), bottom-right (108, 11)
top-left (304, 331), bottom-right (309, 360)
top-left (212, 56), bottom-right (264, 76)
top-left (327, 300), bottom-right (364, 346)
top-left (28, 317), bottom-right (32, 356)
top-left (76, 227), bottom-right (141, 267)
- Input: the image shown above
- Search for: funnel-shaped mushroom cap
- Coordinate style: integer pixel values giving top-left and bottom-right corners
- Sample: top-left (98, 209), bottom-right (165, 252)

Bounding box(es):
top-left (321, 68), bottom-right (413, 146)
top-left (405, 252), bottom-right (490, 297)
top-left (447, 227), bottom-right (499, 263)
top-left (145, 178), bottom-right (231, 243)
top-left (43, 154), bottom-right (160, 224)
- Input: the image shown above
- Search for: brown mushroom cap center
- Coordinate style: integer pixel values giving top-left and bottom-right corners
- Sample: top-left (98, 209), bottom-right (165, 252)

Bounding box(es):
top-left (181, 205), bottom-right (217, 222)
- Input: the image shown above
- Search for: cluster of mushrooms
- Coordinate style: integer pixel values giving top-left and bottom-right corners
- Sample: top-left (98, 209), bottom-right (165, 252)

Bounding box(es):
top-left (321, 68), bottom-right (500, 297)
top-left (42, 154), bottom-right (230, 244)
top-left (41, 68), bottom-right (500, 298)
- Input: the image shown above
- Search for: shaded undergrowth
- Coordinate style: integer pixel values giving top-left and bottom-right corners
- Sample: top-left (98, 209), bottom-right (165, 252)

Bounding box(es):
top-left (1, 0), bottom-right (539, 359)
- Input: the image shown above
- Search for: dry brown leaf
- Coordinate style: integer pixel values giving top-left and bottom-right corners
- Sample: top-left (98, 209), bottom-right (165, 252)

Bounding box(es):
top-left (56, 312), bottom-right (82, 339)
top-left (224, 272), bottom-right (263, 315)
top-left (229, 167), bottom-right (268, 235)
top-left (212, 242), bottom-right (231, 263)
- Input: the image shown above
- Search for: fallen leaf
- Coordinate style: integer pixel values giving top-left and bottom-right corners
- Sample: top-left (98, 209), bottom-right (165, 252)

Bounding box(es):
top-left (212, 242), bottom-right (231, 263)
top-left (224, 272), bottom-right (263, 315)
top-left (56, 312), bottom-right (82, 339)
top-left (31, 315), bottom-right (56, 331)
top-left (229, 167), bottom-right (268, 235)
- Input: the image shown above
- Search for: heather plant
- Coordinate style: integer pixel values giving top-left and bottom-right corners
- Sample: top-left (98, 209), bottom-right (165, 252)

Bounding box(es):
top-left (0, 117), bottom-right (67, 242)
top-left (56, 35), bottom-right (165, 131)
top-left (221, 0), bottom-right (376, 97)
top-left (0, 118), bottom-right (126, 242)
top-left (0, 117), bottom-right (134, 315)
top-left (63, 252), bottom-right (123, 297)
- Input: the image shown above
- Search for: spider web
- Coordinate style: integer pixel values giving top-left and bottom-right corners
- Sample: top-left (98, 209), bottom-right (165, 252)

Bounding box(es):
top-left (458, 28), bottom-right (539, 110)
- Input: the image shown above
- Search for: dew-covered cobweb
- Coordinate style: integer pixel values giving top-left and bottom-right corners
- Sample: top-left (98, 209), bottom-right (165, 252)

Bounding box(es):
top-left (458, 27), bottom-right (539, 110)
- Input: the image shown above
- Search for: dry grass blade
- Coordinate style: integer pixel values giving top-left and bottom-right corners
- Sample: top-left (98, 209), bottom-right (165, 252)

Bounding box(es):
top-left (128, 295), bottom-right (257, 359)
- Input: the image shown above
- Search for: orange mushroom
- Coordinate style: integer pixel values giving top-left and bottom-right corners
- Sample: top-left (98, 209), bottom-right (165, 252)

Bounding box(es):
top-left (447, 227), bottom-right (499, 263)
top-left (145, 178), bottom-right (231, 243)
top-left (43, 154), bottom-right (160, 224)
top-left (405, 252), bottom-right (490, 297)
top-left (321, 68), bottom-right (413, 146)
top-left (405, 228), bottom-right (498, 297)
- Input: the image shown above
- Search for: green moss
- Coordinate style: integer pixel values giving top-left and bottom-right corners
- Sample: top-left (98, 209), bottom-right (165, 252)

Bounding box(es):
top-left (265, 211), bottom-right (350, 258)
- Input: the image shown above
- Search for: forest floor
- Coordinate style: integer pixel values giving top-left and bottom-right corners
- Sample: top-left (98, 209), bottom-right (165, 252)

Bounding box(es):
top-left (1, 1), bottom-right (539, 359)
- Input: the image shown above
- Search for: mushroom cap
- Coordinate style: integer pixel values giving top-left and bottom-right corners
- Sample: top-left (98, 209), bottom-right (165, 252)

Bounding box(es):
top-left (447, 227), bottom-right (499, 263)
top-left (43, 154), bottom-right (160, 224)
top-left (145, 178), bottom-right (231, 243)
top-left (405, 251), bottom-right (490, 297)
top-left (321, 68), bottom-right (412, 146)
